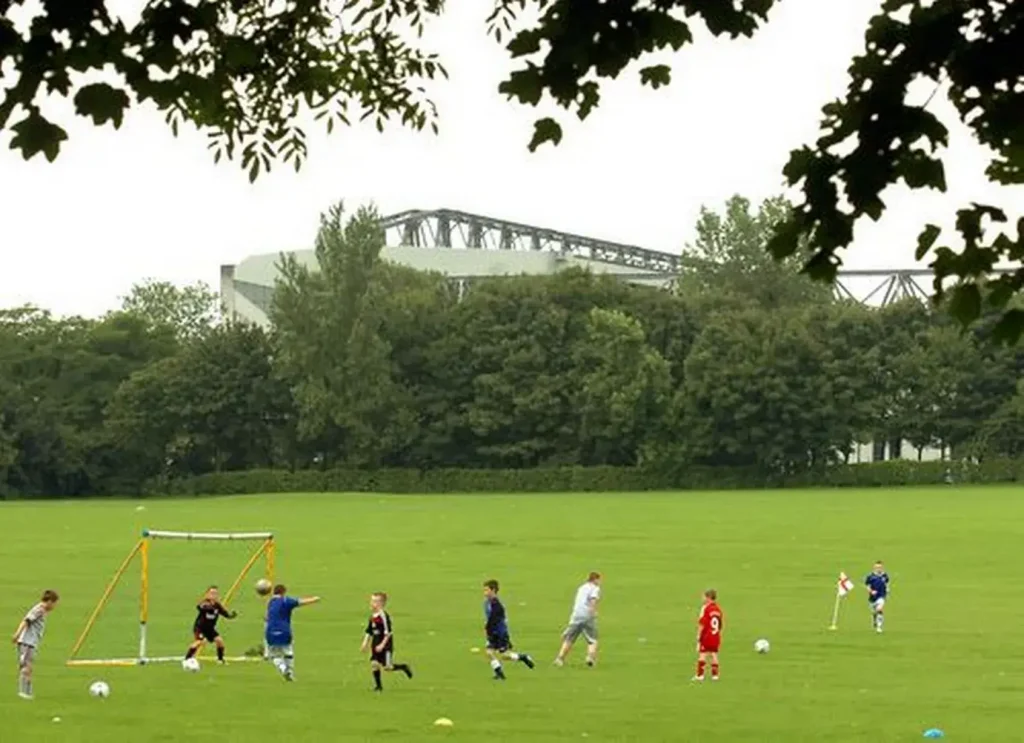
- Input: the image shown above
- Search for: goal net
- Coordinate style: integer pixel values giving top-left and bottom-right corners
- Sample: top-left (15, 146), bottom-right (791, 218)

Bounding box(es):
top-left (67, 529), bottom-right (275, 667)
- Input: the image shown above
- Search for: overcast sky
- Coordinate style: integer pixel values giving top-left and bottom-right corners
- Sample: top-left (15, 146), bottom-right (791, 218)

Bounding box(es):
top-left (1, 0), bottom-right (1019, 318)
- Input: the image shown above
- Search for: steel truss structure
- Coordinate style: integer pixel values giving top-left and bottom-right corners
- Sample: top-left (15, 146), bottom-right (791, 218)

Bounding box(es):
top-left (379, 208), bottom-right (945, 306)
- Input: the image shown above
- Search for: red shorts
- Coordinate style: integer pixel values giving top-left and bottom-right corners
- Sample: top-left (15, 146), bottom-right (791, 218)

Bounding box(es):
top-left (699, 637), bottom-right (721, 653)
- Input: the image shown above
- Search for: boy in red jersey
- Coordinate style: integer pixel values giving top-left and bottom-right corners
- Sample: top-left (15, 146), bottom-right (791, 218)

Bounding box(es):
top-left (693, 589), bottom-right (723, 682)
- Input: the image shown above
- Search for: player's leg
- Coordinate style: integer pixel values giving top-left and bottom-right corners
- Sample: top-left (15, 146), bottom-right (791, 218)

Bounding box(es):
top-left (370, 654), bottom-right (384, 691)
top-left (213, 634), bottom-right (226, 663)
top-left (694, 650), bottom-right (707, 681)
top-left (386, 652), bottom-right (414, 679)
top-left (184, 632), bottom-right (203, 660)
top-left (16, 645), bottom-right (34, 699)
top-left (873, 598), bottom-right (885, 632)
top-left (485, 640), bottom-right (506, 680)
top-left (583, 621), bottom-right (599, 667)
top-left (499, 636), bottom-right (534, 670)
top-left (710, 651), bottom-right (720, 680)
top-left (555, 623), bottom-right (579, 666)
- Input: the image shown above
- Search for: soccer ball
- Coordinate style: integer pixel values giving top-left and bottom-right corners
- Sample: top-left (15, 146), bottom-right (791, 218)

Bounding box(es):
top-left (754, 638), bottom-right (771, 654)
top-left (182, 657), bottom-right (201, 672)
top-left (89, 681), bottom-right (110, 698)
top-left (255, 578), bottom-right (272, 596)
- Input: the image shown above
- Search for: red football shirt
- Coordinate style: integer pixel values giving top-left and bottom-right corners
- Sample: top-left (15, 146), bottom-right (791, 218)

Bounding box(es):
top-left (698, 601), bottom-right (723, 642)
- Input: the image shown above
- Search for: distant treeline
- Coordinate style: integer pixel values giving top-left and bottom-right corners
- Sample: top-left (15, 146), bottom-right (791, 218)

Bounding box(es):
top-left (3, 198), bottom-right (1022, 498)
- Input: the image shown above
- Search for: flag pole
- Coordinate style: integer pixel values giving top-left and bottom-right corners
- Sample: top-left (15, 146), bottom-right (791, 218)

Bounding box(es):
top-left (829, 592), bottom-right (841, 630)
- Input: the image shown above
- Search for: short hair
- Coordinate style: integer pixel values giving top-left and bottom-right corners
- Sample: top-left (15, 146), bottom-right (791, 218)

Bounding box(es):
top-left (704, 588), bottom-right (717, 601)
top-left (207, 585), bottom-right (218, 591)
top-left (273, 584), bottom-right (287, 596)
top-left (588, 571), bottom-right (601, 582)
top-left (41, 589), bottom-right (59, 603)
top-left (483, 579), bottom-right (499, 592)
top-left (373, 592), bottom-right (388, 604)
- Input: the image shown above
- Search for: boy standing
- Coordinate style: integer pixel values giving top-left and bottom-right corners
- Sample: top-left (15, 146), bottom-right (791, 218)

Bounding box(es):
top-left (360, 592), bottom-right (413, 692)
top-left (865, 561), bottom-right (890, 633)
top-left (184, 586), bottom-right (237, 664)
top-left (693, 589), bottom-right (723, 682)
top-left (265, 583), bottom-right (320, 681)
top-left (11, 589), bottom-right (59, 700)
top-left (482, 579), bottom-right (535, 680)
top-left (554, 571), bottom-right (601, 667)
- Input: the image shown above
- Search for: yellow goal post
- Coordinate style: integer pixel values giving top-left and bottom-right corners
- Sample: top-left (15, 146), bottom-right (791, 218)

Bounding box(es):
top-left (67, 529), bottom-right (275, 667)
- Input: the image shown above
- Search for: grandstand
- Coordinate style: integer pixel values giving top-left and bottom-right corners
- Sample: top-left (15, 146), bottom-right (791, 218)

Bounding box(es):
top-left (220, 207), bottom-right (934, 327)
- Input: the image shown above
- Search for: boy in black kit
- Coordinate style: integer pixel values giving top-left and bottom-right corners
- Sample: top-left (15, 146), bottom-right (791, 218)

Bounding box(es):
top-left (184, 586), bottom-right (236, 664)
top-left (360, 592), bottom-right (413, 691)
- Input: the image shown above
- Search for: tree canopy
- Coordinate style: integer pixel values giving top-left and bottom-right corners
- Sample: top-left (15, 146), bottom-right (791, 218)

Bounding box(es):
top-left (3, 1), bottom-right (1021, 330)
top-left (2, 200), bottom-right (1022, 497)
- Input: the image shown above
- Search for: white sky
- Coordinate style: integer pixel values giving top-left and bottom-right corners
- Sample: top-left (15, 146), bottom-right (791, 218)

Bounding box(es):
top-left (1, 0), bottom-right (1019, 318)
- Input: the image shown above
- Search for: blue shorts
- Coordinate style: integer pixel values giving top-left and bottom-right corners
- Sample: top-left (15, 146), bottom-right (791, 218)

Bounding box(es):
top-left (486, 632), bottom-right (512, 653)
top-left (265, 629), bottom-right (293, 648)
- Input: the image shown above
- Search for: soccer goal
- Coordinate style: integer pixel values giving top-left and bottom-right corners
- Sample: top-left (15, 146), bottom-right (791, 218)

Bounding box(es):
top-left (67, 529), bottom-right (275, 667)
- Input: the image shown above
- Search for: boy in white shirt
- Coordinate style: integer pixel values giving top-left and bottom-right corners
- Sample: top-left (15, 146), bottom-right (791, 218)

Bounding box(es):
top-left (554, 572), bottom-right (601, 667)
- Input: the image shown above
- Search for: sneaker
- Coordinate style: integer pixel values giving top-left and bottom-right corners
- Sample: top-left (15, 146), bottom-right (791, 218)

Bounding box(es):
top-left (553, 658), bottom-right (564, 667)
top-left (520, 654), bottom-right (535, 669)
top-left (18, 692), bottom-right (33, 700)
top-left (691, 676), bottom-right (705, 682)
top-left (711, 675), bottom-right (720, 682)
top-left (403, 665), bottom-right (414, 679)
top-left (586, 658), bottom-right (595, 667)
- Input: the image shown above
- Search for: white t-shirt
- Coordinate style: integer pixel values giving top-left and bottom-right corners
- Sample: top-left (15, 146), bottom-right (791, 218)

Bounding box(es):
top-left (569, 581), bottom-right (600, 622)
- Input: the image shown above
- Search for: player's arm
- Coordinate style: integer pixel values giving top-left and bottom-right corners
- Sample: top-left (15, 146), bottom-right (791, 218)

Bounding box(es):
top-left (360, 619), bottom-right (373, 652)
top-left (375, 616), bottom-right (392, 652)
top-left (217, 602), bottom-right (238, 619)
top-left (11, 618), bottom-right (28, 644)
top-left (297, 596), bottom-right (320, 607)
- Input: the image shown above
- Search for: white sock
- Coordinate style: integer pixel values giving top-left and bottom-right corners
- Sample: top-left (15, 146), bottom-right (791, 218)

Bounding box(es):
top-left (490, 659), bottom-right (502, 671)
top-left (508, 652), bottom-right (520, 661)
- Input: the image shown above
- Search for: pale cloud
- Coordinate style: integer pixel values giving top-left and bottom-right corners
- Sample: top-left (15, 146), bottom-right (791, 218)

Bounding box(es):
top-left (0, 0), bottom-right (1018, 317)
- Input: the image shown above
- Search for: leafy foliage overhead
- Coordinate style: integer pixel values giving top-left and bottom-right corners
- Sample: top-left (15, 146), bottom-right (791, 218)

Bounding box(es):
top-left (0, 0), bottom-right (446, 180)
top-left (766, 0), bottom-right (1024, 339)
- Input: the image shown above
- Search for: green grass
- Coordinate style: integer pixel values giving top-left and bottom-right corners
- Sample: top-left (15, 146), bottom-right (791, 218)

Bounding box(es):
top-left (4, 487), bottom-right (1024, 742)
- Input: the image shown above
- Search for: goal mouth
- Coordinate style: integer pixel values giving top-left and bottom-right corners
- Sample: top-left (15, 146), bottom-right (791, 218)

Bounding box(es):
top-left (67, 529), bottom-right (276, 668)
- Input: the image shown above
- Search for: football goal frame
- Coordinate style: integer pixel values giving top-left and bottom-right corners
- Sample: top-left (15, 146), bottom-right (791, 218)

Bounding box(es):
top-left (67, 529), bottom-right (275, 667)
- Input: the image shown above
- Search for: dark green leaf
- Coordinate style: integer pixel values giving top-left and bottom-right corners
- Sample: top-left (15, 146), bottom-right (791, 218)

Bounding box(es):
top-left (527, 117), bottom-right (562, 152)
top-left (915, 224), bottom-right (941, 261)
top-left (9, 110), bottom-right (68, 162)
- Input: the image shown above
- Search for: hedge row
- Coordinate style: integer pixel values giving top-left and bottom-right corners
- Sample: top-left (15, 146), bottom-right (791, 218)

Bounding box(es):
top-left (134, 458), bottom-right (1024, 498)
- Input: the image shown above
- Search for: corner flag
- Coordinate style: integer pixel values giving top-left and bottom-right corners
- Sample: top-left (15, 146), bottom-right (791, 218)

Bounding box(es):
top-left (830, 571), bottom-right (855, 630)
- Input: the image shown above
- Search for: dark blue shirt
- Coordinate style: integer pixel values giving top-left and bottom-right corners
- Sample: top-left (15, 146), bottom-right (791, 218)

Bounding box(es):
top-left (484, 596), bottom-right (508, 636)
top-left (864, 572), bottom-right (890, 602)
top-left (265, 596), bottom-right (300, 644)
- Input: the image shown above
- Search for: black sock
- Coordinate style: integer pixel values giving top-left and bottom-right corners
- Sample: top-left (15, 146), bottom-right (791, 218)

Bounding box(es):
top-left (217, 646), bottom-right (225, 661)
top-left (393, 663), bottom-right (412, 678)
top-left (373, 669), bottom-right (382, 690)
top-left (185, 646), bottom-right (197, 660)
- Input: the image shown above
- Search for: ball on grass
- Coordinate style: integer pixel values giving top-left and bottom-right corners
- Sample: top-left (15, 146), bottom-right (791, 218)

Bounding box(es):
top-left (754, 638), bottom-right (771, 654)
top-left (182, 657), bottom-right (201, 673)
top-left (89, 681), bottom-right (110, 698)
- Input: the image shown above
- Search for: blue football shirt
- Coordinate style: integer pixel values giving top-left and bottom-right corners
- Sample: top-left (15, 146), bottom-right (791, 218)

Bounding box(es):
top-left (265, 596), bottom-right (300, 645)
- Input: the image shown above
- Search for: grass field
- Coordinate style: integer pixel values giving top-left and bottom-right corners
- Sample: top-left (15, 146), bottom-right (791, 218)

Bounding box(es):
top-left (3, 487), bottom-right (1023, 742)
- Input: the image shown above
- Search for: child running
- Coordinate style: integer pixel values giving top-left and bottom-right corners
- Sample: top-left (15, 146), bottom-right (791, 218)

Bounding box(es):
top-left (361, 592), bottom-right (413, 692)
top-left (482, 579), bottom-right (535, 680)
top-left (265, 583), bottom-right (320, 681)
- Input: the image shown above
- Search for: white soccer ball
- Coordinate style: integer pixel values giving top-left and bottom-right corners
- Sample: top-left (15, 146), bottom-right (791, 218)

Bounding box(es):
top-left (182, 657), bottom-right (201, 672)
top-left (89, 680), bottom-right (110, 698)
top-left (754, 638), bottom-right (771, 654)
top-left (255, 578), bottom-right (272, 596)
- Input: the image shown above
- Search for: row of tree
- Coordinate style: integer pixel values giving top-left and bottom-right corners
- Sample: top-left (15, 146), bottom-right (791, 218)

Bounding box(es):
top-left (2, 196), bottom-right (1022, 497)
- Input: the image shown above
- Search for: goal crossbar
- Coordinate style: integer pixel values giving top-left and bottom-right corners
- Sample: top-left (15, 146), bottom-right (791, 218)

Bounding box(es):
top-left (67, 528), bottom-right (275, 668)
top-left (143, 529), bottom-right (273, 541)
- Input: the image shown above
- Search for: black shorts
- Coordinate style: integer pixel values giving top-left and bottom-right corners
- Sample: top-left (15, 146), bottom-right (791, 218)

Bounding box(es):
top-left (371, 644), bottom-right (394, 666)
top-left (486, 633), bottom-right (512, 653)
top-left (194, 625), bottom-right (219, 643)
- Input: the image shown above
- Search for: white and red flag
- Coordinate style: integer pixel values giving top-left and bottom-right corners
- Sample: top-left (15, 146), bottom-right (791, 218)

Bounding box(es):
top-left (837, 572), bottom-right (855, 597)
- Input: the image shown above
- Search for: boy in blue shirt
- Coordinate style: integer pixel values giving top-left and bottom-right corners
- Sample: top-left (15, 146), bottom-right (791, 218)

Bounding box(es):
top-left (864, 561), bottom-right (890, 633)
top-left (264, 583), bottom-right (321, 681)
top-left (482, 579), bottom-right (535, 680)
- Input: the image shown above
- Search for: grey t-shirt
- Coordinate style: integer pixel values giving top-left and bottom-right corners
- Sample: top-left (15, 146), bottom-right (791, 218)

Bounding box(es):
top-left (16, 603), bottom-right (47, 647)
